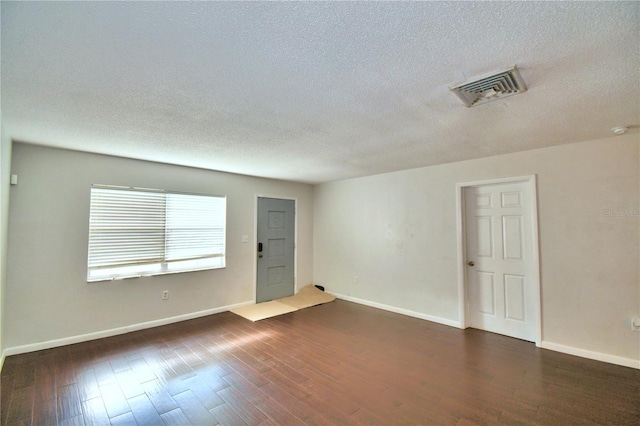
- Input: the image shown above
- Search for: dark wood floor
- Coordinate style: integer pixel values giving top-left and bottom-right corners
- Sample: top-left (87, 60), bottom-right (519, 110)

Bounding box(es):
top-left (1, 299), bottom-right (639, 425)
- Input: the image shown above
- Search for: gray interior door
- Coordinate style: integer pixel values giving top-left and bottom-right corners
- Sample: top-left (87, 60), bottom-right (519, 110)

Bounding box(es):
top-left (256, 197), bottom-right (295, 303)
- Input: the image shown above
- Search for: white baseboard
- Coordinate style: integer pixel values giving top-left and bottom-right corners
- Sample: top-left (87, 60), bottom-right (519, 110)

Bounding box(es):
top-left (331, 292), bottom-right (461, 329)
top-left (540, 341), bottom-right (639, 370)
top-left (3, 300), bottom-right (254, 357)
top-left (5, 297), bottom-right (637, 372)
top-left (331, 292), bottom-right (639, 370)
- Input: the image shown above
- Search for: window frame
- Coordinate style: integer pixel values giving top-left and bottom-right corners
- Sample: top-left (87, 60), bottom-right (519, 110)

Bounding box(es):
top-left (87, 184), bottom-right (226, 282)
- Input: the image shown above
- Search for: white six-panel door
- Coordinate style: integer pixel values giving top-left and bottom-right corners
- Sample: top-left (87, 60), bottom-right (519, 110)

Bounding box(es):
top-left (464, 181), bottom-right (537, 342)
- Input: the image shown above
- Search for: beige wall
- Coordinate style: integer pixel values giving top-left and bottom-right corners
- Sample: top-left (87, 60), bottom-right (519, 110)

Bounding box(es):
top-left (314, 134), bottom-right (639, 363)
top-left (0, 127), bottom-right (12, 364)
top-left (4, 135), bottom-right (639, 366)
top-left (6, 143), bottom-right (313, 349)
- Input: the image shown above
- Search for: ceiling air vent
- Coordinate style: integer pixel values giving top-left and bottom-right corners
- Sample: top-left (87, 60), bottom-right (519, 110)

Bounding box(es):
top-left (450, 65), bottom-right (527, 107)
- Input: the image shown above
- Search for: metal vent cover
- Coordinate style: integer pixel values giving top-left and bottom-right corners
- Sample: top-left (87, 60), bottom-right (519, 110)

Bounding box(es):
top-left (450, 66), bottom-right (527, 107)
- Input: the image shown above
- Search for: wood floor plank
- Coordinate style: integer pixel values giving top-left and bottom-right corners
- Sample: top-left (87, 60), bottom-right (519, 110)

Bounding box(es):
top-left (160, 407), bottom-right (191, 426)
top-left (222, 370), bottom-right (305, 424)
top-left (56, 384), bottom-right (81, 421)
top-left (253, 394), bottom-right (306, 424)
top-left (210, 402), bottom-right (251, 426)
top-left (10, 363), bottom-right (36, 390)
top-left (80, 397), bottom-right (111, 426)
top-left (92, 361), bottom-right (117, 387)
top-left (1, 300), bottom-right (638, 425)
top-left (174, 343), bottom-right (207, 370)
top-left (127, 393), bottom-right (164, 425)
top-left (141, 378), bottom-right (179, 415)
top-left (108, 411), bottom-right (138, 425)
top-left (296, 366), bottom-right (362, 416)
top-left (348, 407), bottom-right (389, 425)
top-left (109, 356), bottom-right (132, 374)
top-left (161, 374), bottom-right (201, 398)
top-left (54, 362), bottom-right (77, 389)
top-left (172, 389), bottom-right (216, 425)
top-left (159, 351), bottom-right (195, 381)
top-left (32, 397), bottom-right (57, 426)
top-left (75, 367), bottom-right (101, 402)
top-left (216, 386), bottom-right (269, 425)
top-left (223, 356), bottom-right (271, 388)
top-left (58, 413), bottom-right (85, 426)
top-left (192, 365), bottom-right (232, 394)
top-left (258, 381), bottom-right (318, 421)
top-left (5, 385), bottom-right (35, 425)
top-left (128, 357), bottom-right (158, 384)
top-left (98, 382), bottom-right (131, 420)
top-left (180, 375), bottom-right (225, 410)
top-left (260, 367), bottom-right (311, 401)
top-left (115, 369), bottom-right (146, 400)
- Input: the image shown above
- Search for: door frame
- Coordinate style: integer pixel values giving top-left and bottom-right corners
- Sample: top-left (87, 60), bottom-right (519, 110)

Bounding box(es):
top-left (253, 194), bottom-right (298, 303)
top-left (455, 175), bottom-right (542, 346)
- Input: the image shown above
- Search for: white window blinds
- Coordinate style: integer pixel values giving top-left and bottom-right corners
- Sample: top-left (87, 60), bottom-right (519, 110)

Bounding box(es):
top-left (88, 186), bottom-right (226, 281)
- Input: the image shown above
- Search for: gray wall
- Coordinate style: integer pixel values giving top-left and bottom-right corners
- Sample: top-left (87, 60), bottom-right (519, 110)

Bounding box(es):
top-left (5, 143), bottom-right (314, 349)
top-left (314, 134), bottom-right (640, 363)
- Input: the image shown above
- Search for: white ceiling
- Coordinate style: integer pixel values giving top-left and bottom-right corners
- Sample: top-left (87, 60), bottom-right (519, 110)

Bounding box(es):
top-left (2, 1), bottom-right (638, 184)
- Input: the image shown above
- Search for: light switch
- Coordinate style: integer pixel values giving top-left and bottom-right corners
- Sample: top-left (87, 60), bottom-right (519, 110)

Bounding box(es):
top-left (10, 174), bottom-right (18, 185)
top-left (241, 235), bottom-right (249, 243)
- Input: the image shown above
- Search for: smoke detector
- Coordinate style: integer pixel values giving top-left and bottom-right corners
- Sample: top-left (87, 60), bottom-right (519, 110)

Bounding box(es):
top-left (450, 66), bottom-right (527, 107)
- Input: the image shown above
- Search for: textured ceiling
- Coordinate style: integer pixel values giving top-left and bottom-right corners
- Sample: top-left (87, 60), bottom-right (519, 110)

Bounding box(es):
top-left (2, 1), bottom-right (638, 184)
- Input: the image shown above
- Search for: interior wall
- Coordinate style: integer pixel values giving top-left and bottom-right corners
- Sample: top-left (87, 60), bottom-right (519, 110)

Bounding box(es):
top-left (0, 127), bottom-right (12, 366)
top-left (314, 134), bottom-right (639, 362)
top-left (6, 143), bottom-right (313, 349)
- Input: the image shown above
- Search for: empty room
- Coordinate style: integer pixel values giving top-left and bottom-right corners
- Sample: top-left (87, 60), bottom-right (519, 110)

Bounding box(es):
top-left (1, 1), bottom-right (638, 425)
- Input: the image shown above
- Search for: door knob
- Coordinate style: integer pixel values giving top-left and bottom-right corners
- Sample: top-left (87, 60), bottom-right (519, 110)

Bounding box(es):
top-left (468, 261), bottom-right (475, 266)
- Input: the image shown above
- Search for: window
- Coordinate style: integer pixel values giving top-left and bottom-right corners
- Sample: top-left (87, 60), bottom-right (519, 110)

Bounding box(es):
top-left (87, 185), bottom-right (226, 282)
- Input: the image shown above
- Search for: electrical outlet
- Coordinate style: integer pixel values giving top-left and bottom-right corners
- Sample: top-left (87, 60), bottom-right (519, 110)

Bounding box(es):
top-left (162, 290), bottom-right (169, 300)
top-left (354, 276), bottom-right (359, 285)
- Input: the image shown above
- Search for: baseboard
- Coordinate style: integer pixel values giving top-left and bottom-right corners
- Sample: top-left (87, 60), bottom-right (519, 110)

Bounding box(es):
top-left (331, 292), bottom-right (461, 329)
top-left (331, 293), bottom-right (639, 370)
top-left (7, 297), bottom-right (636, 371)
top-left (4, 300), bottom-right (255, 357)
top-left (540, 341), bottom-right (639, 370)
